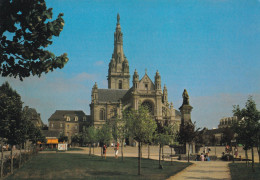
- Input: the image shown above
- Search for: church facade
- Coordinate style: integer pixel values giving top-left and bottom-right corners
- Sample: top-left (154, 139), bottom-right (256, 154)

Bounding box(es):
top-left (90, 14), bottom-right (182, 128)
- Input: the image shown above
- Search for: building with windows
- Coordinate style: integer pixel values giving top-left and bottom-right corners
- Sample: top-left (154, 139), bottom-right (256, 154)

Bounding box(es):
top-left (90, 14), bottom-right (182, 129)
top-left (48, 110), bottom-right (90, 143)
top-left (47, 14), bottom-right (190, 144)
top-left (218, 116), bottom-right (238, 128)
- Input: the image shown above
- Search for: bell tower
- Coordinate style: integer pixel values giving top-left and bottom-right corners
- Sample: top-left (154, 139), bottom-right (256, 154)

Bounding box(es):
top-left (108, 14), bottom-right (130, 89)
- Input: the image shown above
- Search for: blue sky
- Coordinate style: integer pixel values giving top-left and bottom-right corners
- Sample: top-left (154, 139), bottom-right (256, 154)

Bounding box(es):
top-left (1, 0), bottom-right (260, 128)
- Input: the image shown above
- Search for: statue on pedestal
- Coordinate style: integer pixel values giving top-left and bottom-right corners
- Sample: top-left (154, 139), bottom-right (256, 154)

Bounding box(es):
top-left (182, 89), bottom-right (189, 105)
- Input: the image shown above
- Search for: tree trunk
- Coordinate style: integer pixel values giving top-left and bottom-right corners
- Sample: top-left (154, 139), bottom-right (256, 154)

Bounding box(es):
top-left (148, 144), bottom-right (150, 159)
top-left (138, 142), bottom-right (141, 175)
top-left (1, 140), bottom-right (4, 178)
top-left (252, 148), bottom-right (255, 172)
top-left (215, 145), bottom-right (216, 156)
top-left (231, 145), bottom-right (234, 163)
top-left (257, 146), bottom-right (260, 164)
top-left (159, 144), bottom-right (162, 169)
top-left (19, 143), bottom-right (22, 168)
top-left (121, 139), bottom-right (124, 161)
top-left (11, 145), bottom-right (13, 174)
top-left (93, 144), bottom-right (95, 155)
top-left (171, 147), bottom-right (173, 165)
top-left (188, 143), bottom-right (190, 163)
top-left (89, 144), bottom-right (91, 156)
top-left (25, 141), bottom-right (27, 153)
top-left (245, 149), bottom-right (248, 167)
top-left (101, 146), bottom-right (103, 158)
top-left (258, 149), bottom-right (260, 164)
top-left (162, 145), bottom-right (164, 161)
top-left (140, 143), bottom-right (142, 159)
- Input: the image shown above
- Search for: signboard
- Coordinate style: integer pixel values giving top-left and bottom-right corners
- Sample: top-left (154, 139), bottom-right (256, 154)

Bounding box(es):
top-left (47, 139), bottom-right (58, 144)
top-left (58, 143), bottom-right (68, 151)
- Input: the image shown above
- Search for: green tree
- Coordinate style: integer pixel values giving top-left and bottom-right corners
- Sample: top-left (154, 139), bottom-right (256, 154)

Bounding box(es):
top-left (58, 132), bottom-right (68, 143)
top-left (0, 0), bottom-right (68, 80)
top-left (112, 114), bottom-right (128, 161)
top-left (82, 126), bottom-right (97, 156)
top-left (97, 124), bottom-right (112, 158)
top-left (0, 81), bottom-right (23, 175)
top-left (71, 134), bottom-right (81, 146)
top-left (125, 106), bottom-right (157, 175)
top-left (220, 128), bottom-right (235, 147)
top-left (155, 122), bottom-right (177, 168)
top-left (233, 96), bottom-right (260, 171)
top-left (178, 121), bottom-right (200, 163)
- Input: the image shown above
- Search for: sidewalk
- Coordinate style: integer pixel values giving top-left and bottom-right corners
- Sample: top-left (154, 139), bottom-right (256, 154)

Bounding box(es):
top-left (167, 161), bottom-right (231, 180)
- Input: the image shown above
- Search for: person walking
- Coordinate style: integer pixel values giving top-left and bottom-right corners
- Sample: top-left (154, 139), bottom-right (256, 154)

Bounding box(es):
top-left (200, 153), bottom-right (205, 161)
top-left (114, 142), bottom-right (119, 159)
top-left (234, 146), bottom-right (238, 158)
top-left (103, 144), bottom-right (107, 159)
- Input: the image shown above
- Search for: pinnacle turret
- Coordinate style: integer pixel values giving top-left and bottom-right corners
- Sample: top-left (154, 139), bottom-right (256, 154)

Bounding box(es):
top-left (155, 70), bottom-right (161, 90)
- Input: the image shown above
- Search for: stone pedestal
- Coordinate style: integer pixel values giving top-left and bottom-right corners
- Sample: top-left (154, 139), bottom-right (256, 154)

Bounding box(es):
top-left (179, 104), bottom-right (193, 124)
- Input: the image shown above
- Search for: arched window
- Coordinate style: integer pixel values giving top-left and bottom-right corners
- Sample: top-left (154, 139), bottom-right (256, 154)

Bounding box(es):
top-left (66, 116), bottom-right (70, 121)
top-left (74, 116), bottom-right (78, 121)
top-left (119, 80), bottom-right (122, 89)
top-left (100, 109), bottom-right (105, 120)
top-left (141, 101), bottom-right (153, 115)
top-left (145, 84), bottom-right (148, 90)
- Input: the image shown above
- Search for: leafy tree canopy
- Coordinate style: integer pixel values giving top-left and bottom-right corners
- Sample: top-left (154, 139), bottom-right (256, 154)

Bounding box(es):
top-left (97, 123), bottom-right (112, 146)
top-left (82, 126), bottom-right (97, 145)
top-left (58, 132), bottom-right (68, 143)
top-left (0, 0), bottom-right (68, 80)
top-left (232, 96), bottom-right (260, 149)
top-left (178, 121), bottom-right (200, 145)
top-left (125, 106), bottom-right (157, 143)
top-left (0, 81), bottom-right (23, 145)
top-left (155, 121), bottom-right (177, 146)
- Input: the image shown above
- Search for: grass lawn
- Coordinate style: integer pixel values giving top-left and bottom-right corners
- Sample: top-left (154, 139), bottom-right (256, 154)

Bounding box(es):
top-left (229, 162), bottom-right (260, 180)
top-left (6, 153), bottom-right (191, 180)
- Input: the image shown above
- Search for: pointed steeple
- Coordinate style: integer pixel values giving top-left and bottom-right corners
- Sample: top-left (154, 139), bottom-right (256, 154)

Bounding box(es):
top-left (113, 13), bottom-right (124, 63)
top-left (108, 14), bottom-right (130, 89)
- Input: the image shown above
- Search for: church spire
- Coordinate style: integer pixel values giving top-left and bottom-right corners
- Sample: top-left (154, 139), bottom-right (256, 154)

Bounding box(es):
top-left (108, 14), bottom-right (130, 89)
top-left (113, 13), bottom-right (124, 62)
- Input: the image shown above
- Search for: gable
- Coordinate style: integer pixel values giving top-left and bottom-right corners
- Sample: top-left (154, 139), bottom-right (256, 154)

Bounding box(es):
top-left (139, 74), bottom-right (155, 91)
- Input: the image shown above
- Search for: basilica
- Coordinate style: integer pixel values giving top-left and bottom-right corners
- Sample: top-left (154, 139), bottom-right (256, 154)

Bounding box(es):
top-left (90, 14), bottom-right (182, 128)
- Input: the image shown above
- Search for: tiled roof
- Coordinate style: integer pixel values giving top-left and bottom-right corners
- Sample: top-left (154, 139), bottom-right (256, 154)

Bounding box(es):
top-left (48, 110), bottom-right (86, 121)
top-left (98, 89), bottom-right (128, 102)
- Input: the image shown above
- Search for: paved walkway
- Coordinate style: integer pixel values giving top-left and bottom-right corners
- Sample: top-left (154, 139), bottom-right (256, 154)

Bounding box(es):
top-left (168, 161), bottom-right (231, 180)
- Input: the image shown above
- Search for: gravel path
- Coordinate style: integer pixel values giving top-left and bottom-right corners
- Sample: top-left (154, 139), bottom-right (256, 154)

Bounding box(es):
top-left (167, 161), bottom-right (231, 180)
